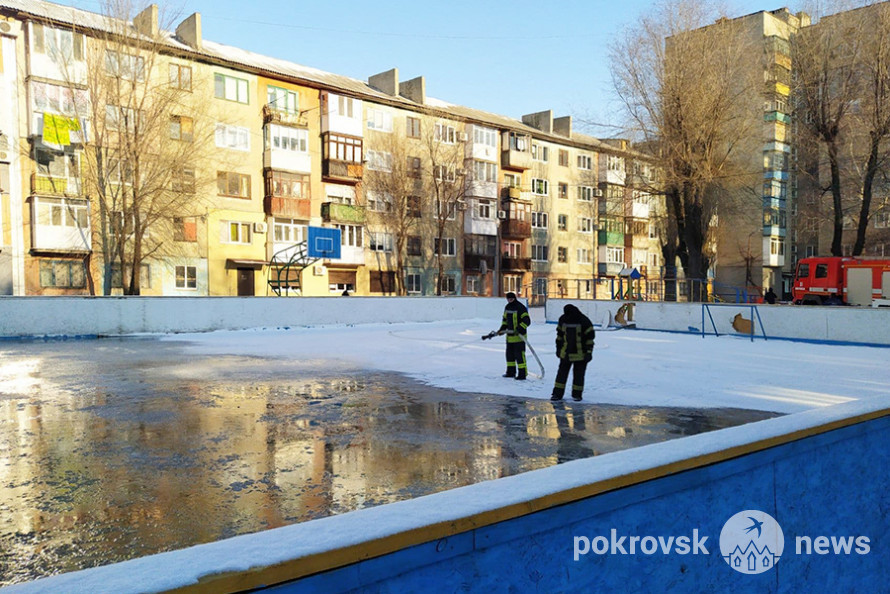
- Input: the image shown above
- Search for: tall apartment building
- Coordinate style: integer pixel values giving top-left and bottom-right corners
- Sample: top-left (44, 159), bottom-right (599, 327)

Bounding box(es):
top-left (0, 0), bottom-right (659, 298)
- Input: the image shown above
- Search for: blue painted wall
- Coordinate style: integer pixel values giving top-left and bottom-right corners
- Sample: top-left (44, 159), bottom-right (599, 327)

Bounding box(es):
top-left (264, 417), bottom-right (889, 593)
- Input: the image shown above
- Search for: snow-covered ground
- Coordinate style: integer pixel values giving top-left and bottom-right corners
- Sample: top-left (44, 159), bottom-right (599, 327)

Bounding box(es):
top-left (164, 308), bottom-right (890, 415)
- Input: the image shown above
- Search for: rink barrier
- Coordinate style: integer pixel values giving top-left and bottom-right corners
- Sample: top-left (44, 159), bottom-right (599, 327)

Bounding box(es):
top-left (0, 296), bottom-right (509, 338)
top-left (545, 299), bottom-right (890, 346)
top-left (8, 396), bottom-right (889, 593)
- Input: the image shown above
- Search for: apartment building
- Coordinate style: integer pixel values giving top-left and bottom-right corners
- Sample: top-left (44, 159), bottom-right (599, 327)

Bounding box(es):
top-left (0, 0), bottom-right (658, 298)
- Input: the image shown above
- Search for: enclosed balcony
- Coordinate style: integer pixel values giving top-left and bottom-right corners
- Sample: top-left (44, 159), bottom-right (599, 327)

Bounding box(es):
top-left (264, 196), bottom-right (310, 219)
top-left (500, 132), bottom-right (532, 171)
top-left (323, 160), bottom-right (363, 183)
top-left (321, 202), bottom-right (364, 224)
top-left (31, 172), bottom-right (83, 197)
top-left (464, 253), bottom-right (495, 272)
top-left (30, 196), bottom-right (91, 253)
top-left (501, 256), bottom-right (531, 271)
top-left (262, 104), bottom-right (308, 127)
top-left (323, 133), bottom-right (364, 183)
top-left (501, 218), bottom-right (531, 239)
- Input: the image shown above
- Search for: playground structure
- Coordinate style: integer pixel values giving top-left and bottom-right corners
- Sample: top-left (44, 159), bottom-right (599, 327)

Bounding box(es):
top-left (268, 227), bottom-right (341, 296)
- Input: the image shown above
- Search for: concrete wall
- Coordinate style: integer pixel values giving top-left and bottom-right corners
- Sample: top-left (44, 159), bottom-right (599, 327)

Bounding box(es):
top-left (546, 299), bottom-right (890, 346)
top-left (0, 296), bottom-right (509, 338)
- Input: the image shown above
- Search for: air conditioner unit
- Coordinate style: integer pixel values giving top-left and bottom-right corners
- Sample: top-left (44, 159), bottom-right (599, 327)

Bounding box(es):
top-left (253, 222), bottom-right (268, 233)
top-left (459, 132), bottom-right (469, 142)
top-left (497, 210), bottom-right (507, 220)
top-left (594, 189), bottom-right (604, 197)
top-left (313, 265), bottom-right (326, 276)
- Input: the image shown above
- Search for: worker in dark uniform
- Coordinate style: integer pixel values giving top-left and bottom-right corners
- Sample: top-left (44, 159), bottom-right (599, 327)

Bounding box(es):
top-left (488, 292), bottom-right (531, 380)
top-left (551, 304), bottom-right (595, 401)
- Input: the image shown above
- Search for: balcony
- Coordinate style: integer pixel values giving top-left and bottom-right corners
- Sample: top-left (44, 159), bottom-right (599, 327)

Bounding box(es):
top-left (501, 256), bottom-right (531, 271)
top-left (501, 148), bottom-right (532, 171)
top-left (262, 104), bottom-right (308, 127)
top-left (464, 253), bottom-right (495, 272)
top-left (323, 159), bottom-right (363, 183)
top-left (598, 262), bottom-right (624, 276)
top-left (764, 111), bottom-right (791, 124)
top-left (30, 196), bottom-right (91, 253)
top-left (321, 202), bottom-right (364, 224)
top-left (31, 173), bottom-right (83, 197)
top-left (501, 218), bottom-right (531, 239)
top-left (264, 196), bottom-right (310, 219)
top-left (598, 230), bottom-right (624, 246)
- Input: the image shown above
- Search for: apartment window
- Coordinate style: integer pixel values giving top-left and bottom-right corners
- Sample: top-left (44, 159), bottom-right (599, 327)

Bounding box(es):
top-left (578, 186), bottom-right (594, 202)
top-left (770, 237), bottom-right (785, 256)
top-left (407, 195), bottom-right (422, 218)
top-left (367, 191), bottom-right (393, 212)
top-left (175, 265), bottom-right (197, 289)
top-left (32, 81), bottom-right (88, 116)
top-left (577, 154), bottom-right (592, 170)
top-left (436, 200), bottom-right (457, 221)
top-left (267, 86), bottom-right (299, 113)
top-left (608, 155), bottom-right (623, 171)
top-left (217, 171), bottom-right (251, 199)
top-left (326, 134), bottom-right (363, 163)
top-left (606, 246), bottom-right (625, 264)
top-left (558, 183), bottom-right (568, 199)
top-left (434, 237), bottom-right (456, 257)
top-left (805, 217), bottom-right (819, 232)
top-left (503, 242), bottom-right (521, 259)
top-left (473, 161), bottom-right (497, 183)
top-left (336, 95), bottom-right (357, 118)
top-left (174, 217), bottom-right (198, 242)
top-left (578, 217), bottom-right (593, 233)
top-left (532, 244), bottom-right (548, 261)
top-left (369, 232), bottom-right (393, 252)
top-left (503, 275), bottom-right (521, 294)
top-left (406, 116), bottom-right (421, 138)
top-left (266, 171), bottom-right (309, 199)
top-left (337, 224), bottom-right (362, 248)
top-left (476, 200), bottom-right (493, 220)
top-left (35, 148), bottom-right (80, 183)
top-left (172, 168), bottom-right (196, 193)
top-left (407, 156), bottom-right (422, 178)
top-left (473, 126), bottom-right (497, 147)
top-left (33, 24), bottom-right (85, 61)
top-left (434, 165), bottom-right (456, 182)
top-left (169, 64), bottom-right (192, 91)
top-left (110, 264), bottom-right (151, 289)
top-left (39, 259), bottom-right (86, 288)
top-left (169, 116), bottom-right (194, 142)
top-left (366, 150), bottom-right (392, 172)
top-left (406, 273), bottom-right (422, 293)
top-left (875, 211), bottom-right (890, 228)
top-left (532, 143), bottom-right (549, 162)
top-left (215, 123), bottom-right (250, 151)
top-left (221, 221), bottom-right (251, 244)
top-left (214, 73), bottom-right (249, 104)
top-left (407, 236), bottom-right (422, 256)
top-left (504, 173), bottom-right (520, 188)
top-left (434, 123), bottom-right (456, 144)
top-left (532, 211), bottom-right (549, 228)
top-left (558, 150), bottom-right (569, 167)
top-left (35, 197), bottom-right (89, 229)
top-left (105, 50), bottom-right (145, 82)
top-left (437, 274), bottom-right (457, 295)
top-left (806, 245), bottom-right (817, 257)
top-left (531, 178), bottom-right (549, 196)
top-left (265, 124), bottom-right (308, 152)
top-left (466, 275), bottom-right (480, 294)
top-left (508, 132), bottom-right (529, 151)
top-left (106, 105), bottom-right (143, 133)
top-left (273, 219), bottom-right (306, 244)
top-left (366, 108), bottom-right (393, 132)
top-left (649, 223), bottom-right (657, 239)
top-left (558, 214), bottom-right (568, 231)
top-left (649, 252), bottom-right (659, 268)
top-left (557, 247), bottom-right (567, 263)
top-left (577, 248), bottom-right (592, 264)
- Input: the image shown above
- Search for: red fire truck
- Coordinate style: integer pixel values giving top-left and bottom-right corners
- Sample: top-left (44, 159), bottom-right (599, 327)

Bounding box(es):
top-left (792, 256), bottom-right (890, 305)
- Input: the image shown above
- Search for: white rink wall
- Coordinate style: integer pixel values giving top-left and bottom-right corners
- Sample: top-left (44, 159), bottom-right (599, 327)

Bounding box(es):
top-left (546, 299), bottom-right (890, 346)
top-left (0, 297), bottom-right (509, 338)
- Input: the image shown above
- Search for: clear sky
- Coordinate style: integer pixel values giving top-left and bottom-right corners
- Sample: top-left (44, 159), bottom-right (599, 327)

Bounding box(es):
top-left (51, 0), bottom-right (796, 136)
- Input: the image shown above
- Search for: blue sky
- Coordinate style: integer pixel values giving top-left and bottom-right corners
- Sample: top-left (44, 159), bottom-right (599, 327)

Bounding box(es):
top-left (53, 0), bottom-right (794, 136)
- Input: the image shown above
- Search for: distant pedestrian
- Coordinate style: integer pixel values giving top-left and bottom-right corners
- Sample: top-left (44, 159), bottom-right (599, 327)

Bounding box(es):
top-left (764, 287), bottom-right (777, 305)
top-left (551, 304), bottom-right (595, 402)
top-left (483, 292), bottom-right (531, 380)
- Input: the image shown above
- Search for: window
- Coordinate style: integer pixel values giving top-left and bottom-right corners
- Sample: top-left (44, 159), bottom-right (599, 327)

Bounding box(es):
top-left (770, 237), bottom-right (785, 256)
top-left (473, 126), bottom-right (497, 147)
top-left (337, 224), bottom-right (362, 248)
top-left (503, 242), bottom-right (521, 258)
top-left (504, 173), bottom-right (520, 188)
top-left (558, 183), bottom-right (568, 199)
top-left (31, 81), bottom-right (88, 116)
top-left (265, 124), bottom-right (308, 152)
top-left (105, 105), bottom-right (143, 133)
top-left (558, 149), bottom-right (569, 167)
top-left (366, 108), bottom-right (393, 132)
top-left (532, 212), bottom-right (548, 228)
top-left (434, 237), bottom-right (456, 256)
top-left (503, 275), bottom-right (521, 294)
top-left (35, 148), bottom-right (80, 182)
top-left (475, 200), bottom-right (493, 220)
top-left (557, 247), bottom-right (567, 263)
top-left (215, 123), bottom-right (250, 151)
top-left (606, 246), bottom-right (625, 264)
top-left (436, 200), bottom-right (457, 221)
top-left (806, 245), bottom-right (817, 257)
top-left (558, 214), bottom-right (568, 231)
top-left (473, 161), bottom-right (497, 183)
top-left (407, 195), bottom-right (422, 218)
top-left (169, 64), bottom-right (192, 91)
top-left (434, 123), bottom-right (456, 144)
top-left (266, 171), bottom-right (309, 199)
top-left (110, 264), bottom-right (151, 289)
top-left (532, 143), bottom-right (549, 162)
top-left (369, 232), bottom-right (393, 252)
top-left (649, 224), bottom-right (657, 239)
top-left (214, 73), bottom-right (249, 104)
top-left (578, 217), bottom-right (594, 233)
top-left (578, 186), bottom-right (594, 202)
top-left (815, 263), bottom-right (829, 278)
top-left (273, 219), bottom-right (306, 244)
top-left (175, 265), bottom-right (197, 289)
top-left (466, 275), bottom-right (480, 294)
top-left (39, 259), bottom-right (85, 288)
top-left (105, 50), bottom-right (145, 81)
top-left (169, 116), bottom-right (194, 142)
top-left (507, 132), bottom-right (529, 151)
top-left (437, 274), bottom-right (457, 294)
top-left (222, 221), bottom-right (251, 244)
top-left (336, 95), bottom-right (357, 118)
top-left (407, 236), bottom-right (422, 256)
top-left (366, 150), bottom-right (392, 172)
top-left (531, 178), bottom-right (549, 196)
top-left (434, 165), bottom-right (456, 182)
top-left (577, 248), bottom-right (592, 264)
top-left (577, 154), bottom-right (592, 170)
top-left (532, 244), bottom-right (548, 261)
top-left (267, 86), bottom-right (299, 113)
top-left (174, 217), bottom-right (198, 242)
top-left (406, 116), bottom-right (421, 138)
top-left (326, 134), bottom-right (363, 163)
top-left (875, 211), bottom-right (890, 228)
top-left (407, 156), bottom-right (422, 178)
top-left (172, 168), bottom-right (196, 193)
top-left (217, 171), bottom-right (251, 199)
top-left (33, 24), bottom-right (85, 62)
top-left (406, 273), bottom-right (422, 294)
top-left (367, 191), bottom-right (393, 212)
top-left (35, 197), bottom-right (89, 229)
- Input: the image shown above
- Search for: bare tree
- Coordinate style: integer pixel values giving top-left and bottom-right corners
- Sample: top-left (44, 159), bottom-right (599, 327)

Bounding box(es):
top-left (610, 0), bottom-right (762, 299)
top-left (48, 0), bottom-right (213, 294)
